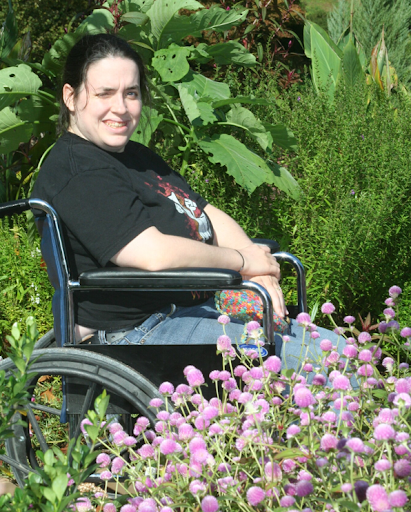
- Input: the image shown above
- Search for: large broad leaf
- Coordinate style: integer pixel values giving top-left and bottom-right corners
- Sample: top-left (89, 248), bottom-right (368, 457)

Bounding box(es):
top-left (130, 106), bottom-right (163, 146)
top-left (339, 36), bottom-right (364, 89)
top-left (152, 44), bottom-right (192, 82)
top-left (306, 22), bottom-right (342, 101)
top-left (118, 25), bottom-right (154, 65)
top-left (179, 71), bottom-right (230, 101)
top-left (0, 64), bottom-right (42, 111)
top-left (262, 122), bottom-right (298, 151)
top-left (16, 95), bottom-right (57, 137)
top-left (207, 41), bottom-right (256, 67)
top-left (0, 0), bottom-right (18, 61)
top-left (122, 0), bottom-right (154, 13)
top-left (162, 6), bottom-right (247, 44)
top-left (76, 9), bottom-right (115, 35)
top-left (41, 33), bottom-right (79, 78)
top-left (121, 12), bottom-right (149, 26)
top-left (198, 134), bottom-right (300, 198)
top-left (226, 105), bottom-right (271, 152)
top-left (177, 86), bottom-right (217, 126)
top-left (146, 0), bottom-right (203, 47)
top-left (212, 96), bottom-right (271, 108)
top-left (0, 107), bottom-right (33, 154)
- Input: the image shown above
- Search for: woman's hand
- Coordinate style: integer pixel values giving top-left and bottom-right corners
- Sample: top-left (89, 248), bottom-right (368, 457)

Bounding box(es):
top-left (245, 274), bottom-right (287, 318)
top-left (238, 244), bottom-right (281, 280)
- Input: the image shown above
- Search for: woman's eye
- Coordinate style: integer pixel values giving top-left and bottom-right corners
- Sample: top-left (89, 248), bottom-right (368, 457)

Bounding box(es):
top-left (127, 91), bottom-right (139, 98)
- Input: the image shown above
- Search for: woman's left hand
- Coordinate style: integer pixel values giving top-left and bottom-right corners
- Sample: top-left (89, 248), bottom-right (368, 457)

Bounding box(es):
top-left (244, 275), bottom-right (287, 318)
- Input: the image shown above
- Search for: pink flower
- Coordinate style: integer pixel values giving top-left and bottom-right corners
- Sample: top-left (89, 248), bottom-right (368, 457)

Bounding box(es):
top-left (294, 387), bottom-right (315, 408)
top-left (395, 378), bottom-right (411, 393)
top-left (358, 332), bottom-right (372, 344)
top-left (218, 314), bottom-right (230, 324)
top-left (394, 459), bottom-right (411, 477)
top-left (346, 438), bottom-right (364, 453)
top-left (321, 302), bottom-right (335, 314)
top-left (312, 374), bottom-right (326, 386)
top-left (400, 327), bottom-right (411, 338)
top-left (280, 496), bottom-right (295, 507)
top-left (138, 444), bottom-right (155, 459)
top-left (160, 439), bottom-right (178, 455)
top-left (359, 349), bottom-right (372, 362)
top-left (264, 461), bottom-right (282, 482)
top-left (287, 425), bottom-right (301, 438)
top-left (389, 285), bottom-right (402, 298)
top-left (393, 393), bottom-right (411, 408)
top-left (333, 375), bottom-right (351, 390)
top-left (100, 471), bottom-right (112, 481)
top-left (344, 315), bottom-right (355, 324)
top-left (111, 456), bottom-right (125, 474)
top-left (295, 480), bottom-right (313, 497)
top-left (264, 355), bottom-right (281, 373)
top-left (366, 484), bottom-right (390, 512)
top-left (159, 382), bottom-right (174, 395)
top-left (320, 433), bottom-right (338, 451)
top-left (388, 490), bottom-right (408, 507)
top-left (73, 497), bottom-right (92, 512)
top-left (186, 369), bottom-right (205, 387)
top-left (149, 398), bottom-right (163, 408)
top-left (246, 486), bottom-right (265, 506)
top-left (374, 424), bottom-right (396, 441)
top-left (296, 312), bottom-right (311, 327)
top-left (357, 364), bottom-right (373, 377)
top-left (343, 345), bottom-right (357, 358)
top-left (320, 339), bottom-right (333, 351)
top-left (217, 335), bottom-right (231, 351)
top-left (201, 496), bottom-right (219, 512)
top-left (103, 504), bottom-right (117, 512)
top-left (246, 321), bottom-right (260, 333)
top-left (96, 453), bottom-right (111, 468)
top-left (375, 459), bottom-right (391, 471)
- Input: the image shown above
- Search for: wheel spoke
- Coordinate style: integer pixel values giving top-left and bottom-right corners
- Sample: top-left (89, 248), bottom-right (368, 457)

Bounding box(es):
top-left (25, 406), bottom-right (49, 454)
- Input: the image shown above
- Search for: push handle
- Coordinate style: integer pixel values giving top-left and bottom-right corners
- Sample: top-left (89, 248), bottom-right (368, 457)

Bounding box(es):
top-left (0, 199), bottom-right (31, 218)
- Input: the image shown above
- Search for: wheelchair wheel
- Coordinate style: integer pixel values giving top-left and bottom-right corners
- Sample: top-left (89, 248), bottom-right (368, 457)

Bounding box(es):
top-left (34, 328), bottom-right (56, 349)
top-left (0, 348), bottom-right (161, 488)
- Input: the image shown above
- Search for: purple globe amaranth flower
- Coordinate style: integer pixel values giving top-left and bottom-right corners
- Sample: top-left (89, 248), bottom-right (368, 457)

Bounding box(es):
top-left (399, 362), bottom-right (409, 369)
top-left (357, 364), bottom-right (373, 377)
top-left (96, 453), bottom-right (111, 468)
top-left (320, 339), bottom-right (333, 351)
top-left (395, 378), bottom-right (411, 393)
top-left (385, 297), bottom-right (395, 306)
top-left (383, 307), bottom-right (396, 319)
top-left (312, 374), bottom-right (326, 386)
top-left (394, 459), bottom-right (411, 477)
top-left (358, 349), bottom-right (372, 362)
top-left (366, 484), bottom-right (390, 512)
top-left (100, 470), bottom-right (112, 481)
top-left (158, 381), bottom-right (174, 395)
top-left (322, 411), bottom-right (337, 423)
top-left (287, 425), bottom-right (301, 438)
top-left (264, 355), bottom-right (281, 373)
top-left (295, 480), bottom-right (313, 497)
top-left (393, 392), bottom-right (411, 408)
top-left (344, 315), bottom-right (355, 324)
top-left (73, 497), bottom-right (93, 512)
top-left (341, 483), bottom-right (352, 493)
top-left (217, 314), bottom-right (230, 324)
top-left (217, 335), bottom-right (231, 351)
top-left (378, 321), bottom-right (388, 333)
top-left (160, 439), bottom-right (178, 455)
top-left (333, 375), bottom-right (351, 391)
top-left (320, 433), bottom-right (338, 451)
top-left (264, 461), bottom-right (282, 482)
top-left (400, 327), bottom-right (411, 338)
top-left (388, 490), bottom-right (408, 507)
top-left (280, 496), bottom-right (296, 507)
top-left (374, 423), bottom-right (396, 441)
top-left (120, 505), bottom-right (138, 512)
top-left (382, 357), bottom-right (395, 368)
top-left (375, 459), bottom-right (392, 472)
top-left (358, 332), bottom-right (372, 344)
top-left (343, 345), bottom-right (357, 358)
top-left (149, 398), bottom-right (163, 408)
top-left (103, 504), bottom-right (117, 512)
top-left (387, 320), bottom-right (400, 330)
top-left (246, 320), bottom-right (261, 333)
top-left (111, 456), bottom-right (125, 474)
top-left (346, 437), bottom-right (364, 453)
top-left (138, 444), bottom-right (155, 459)
top-left (354, 480), bottom-right (369, 503)
top-left (389, 285), bottom-right (402, 298)
top-left (186, 368), bottom-right (205, 387)
top-left (246, 486), bottom-right (266, 506)
top-left (321, 302), bottom-right (335, 314)
top-left (296, 312), bottom-right (311, 327)
top-left (294, 387), bottom-right (316, 408)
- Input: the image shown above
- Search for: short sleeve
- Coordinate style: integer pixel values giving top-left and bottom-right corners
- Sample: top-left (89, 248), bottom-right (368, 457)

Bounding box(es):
top-left (54, 168), bottom-right (153, 266)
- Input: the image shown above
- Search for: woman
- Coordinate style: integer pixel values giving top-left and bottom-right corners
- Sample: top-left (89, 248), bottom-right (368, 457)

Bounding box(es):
top-left (32, 34), bottom-right (341, 370)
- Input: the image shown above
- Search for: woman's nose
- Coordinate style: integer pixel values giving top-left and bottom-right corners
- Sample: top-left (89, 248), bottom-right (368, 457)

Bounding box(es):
top-left (111, 94), bottom-right (127, 114)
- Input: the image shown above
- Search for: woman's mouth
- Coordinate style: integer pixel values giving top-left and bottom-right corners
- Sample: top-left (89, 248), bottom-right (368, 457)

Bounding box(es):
top-left (105, 120), bottom-right (128, 128)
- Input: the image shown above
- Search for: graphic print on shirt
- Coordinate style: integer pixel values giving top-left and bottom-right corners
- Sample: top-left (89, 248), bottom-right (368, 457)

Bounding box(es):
top-left (147, 176), bottom-right (213, 243)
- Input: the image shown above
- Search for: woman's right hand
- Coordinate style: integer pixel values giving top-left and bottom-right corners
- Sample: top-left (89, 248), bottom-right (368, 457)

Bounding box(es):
top-left (238, 244), bottom-right (281, 280)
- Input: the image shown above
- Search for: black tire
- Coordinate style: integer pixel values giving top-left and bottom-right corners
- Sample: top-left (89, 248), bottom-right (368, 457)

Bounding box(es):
top-left (34, 329), bottom-right (56, 349)
top-left (0, 348), bottom-right (161, 487)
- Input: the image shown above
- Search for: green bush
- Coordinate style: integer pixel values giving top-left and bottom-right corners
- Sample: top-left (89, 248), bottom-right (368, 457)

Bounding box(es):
top-left (0, 221), bottom-right (53, 357)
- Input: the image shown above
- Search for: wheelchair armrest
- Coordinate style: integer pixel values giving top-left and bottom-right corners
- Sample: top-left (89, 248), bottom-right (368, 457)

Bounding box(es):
top-left (78, 267), bottom-right (243, 289)
top-left (252, 238), bottom-right (280, 253)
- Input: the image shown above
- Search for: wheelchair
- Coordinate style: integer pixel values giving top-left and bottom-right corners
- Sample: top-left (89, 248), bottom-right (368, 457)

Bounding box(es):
top-left (0, 198), bottom-right (307, 487)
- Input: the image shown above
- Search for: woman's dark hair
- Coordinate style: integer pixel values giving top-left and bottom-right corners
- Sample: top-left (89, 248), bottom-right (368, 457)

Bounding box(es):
top-left (59, 33), bottom-right (150, 133)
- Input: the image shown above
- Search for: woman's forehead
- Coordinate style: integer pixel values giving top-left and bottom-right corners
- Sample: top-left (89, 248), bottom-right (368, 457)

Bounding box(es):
top-left (85, 56), bottom-right (140, 86)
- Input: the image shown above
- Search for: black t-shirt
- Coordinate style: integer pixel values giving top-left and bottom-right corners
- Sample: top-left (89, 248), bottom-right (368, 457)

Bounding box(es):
top-left (32, 132), bottom-right (214, 329)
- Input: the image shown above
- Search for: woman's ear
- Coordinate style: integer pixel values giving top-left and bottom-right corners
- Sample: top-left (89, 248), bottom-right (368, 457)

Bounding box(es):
top-left (62, 84), bottom-right (75, 112)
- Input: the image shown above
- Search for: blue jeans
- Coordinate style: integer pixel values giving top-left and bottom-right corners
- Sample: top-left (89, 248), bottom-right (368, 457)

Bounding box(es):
top-left (96, 298), bottom-right (345, 375)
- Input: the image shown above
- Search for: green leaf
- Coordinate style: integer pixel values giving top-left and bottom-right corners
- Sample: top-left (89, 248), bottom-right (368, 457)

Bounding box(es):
top-left (178, 87), bottom-right (217, 126)
top-left (44, 449), bottom-right (55, 466)
top-left (131, 106), bottom-right (163, 146)
top-left (121, 11), bottom-right (149, 26)
top-left (146, 0), bottom-right (203, 46)
top-left (262, 122), bottom-right (298, 151)
top-left (84, 424), bottom-right (100, 442)
top-left (42, 487), bottom-right (56, 503)
top-left (340, 35), bottom-right (365, 88)
top-left (372, 389), bottom-right (388, 399)
top-left (122, 0), bottom-right (154, 13)
top-left (212, 96), bottom-right (271, 108)
top-left (226, 105), bottom-right (271, 151)
top-left (41, 33), bottom-right (79, 79)
top-left (180, 70), bottom-right (230, 101)
top-left (337, 500), bottom-right (360, 511)
top-left (273, 447), bottom-right (306, 459)
top-left (152, 44), bottom-right (192, 82)
top-left (0, 107), bottom-right (33, 153)
top-left (0, 64), bottom-right (42, 111)
top-left (307, 22), bottom-right (342, 101)
top-left (207, 41), bottom-right (256, 67)
top-left (199, 134), bottom-right (278, 194)
top-left (0, 0), bottom-right (18, 61)
top-left (163, 5), bottom-right (247, 43)
top-left (52, 474), bottom-right (68, 502)
top-left (76, 9), bottom-right (115, 35)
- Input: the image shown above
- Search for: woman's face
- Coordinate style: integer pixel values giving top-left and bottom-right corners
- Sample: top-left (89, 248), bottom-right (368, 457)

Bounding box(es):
top-left (63, 56), bottom-right (142, 153)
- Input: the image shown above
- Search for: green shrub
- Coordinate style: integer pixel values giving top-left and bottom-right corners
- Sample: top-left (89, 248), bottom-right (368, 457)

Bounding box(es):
top-left (0, 221), bottom-right (53, 357)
